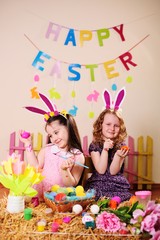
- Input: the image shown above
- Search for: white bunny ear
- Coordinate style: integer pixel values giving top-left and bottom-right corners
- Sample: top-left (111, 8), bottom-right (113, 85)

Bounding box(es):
top-left (114, 88), bottom-right (126, 110)
top-left (102, 89), bottom-right (112, 109)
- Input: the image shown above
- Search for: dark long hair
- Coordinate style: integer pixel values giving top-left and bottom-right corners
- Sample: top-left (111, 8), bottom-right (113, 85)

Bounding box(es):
top-left (45, 114), bottom-right (83, 153)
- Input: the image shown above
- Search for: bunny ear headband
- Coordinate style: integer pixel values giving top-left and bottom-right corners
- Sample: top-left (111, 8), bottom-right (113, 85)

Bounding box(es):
top-left (102, 87), bottom-right (126, 111)
top-left (24, 93), bottom-right (67, 121)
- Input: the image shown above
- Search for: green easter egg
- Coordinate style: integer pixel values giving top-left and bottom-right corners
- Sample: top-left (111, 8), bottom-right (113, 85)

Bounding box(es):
top-left (57, 187), bottom-right (68, 194)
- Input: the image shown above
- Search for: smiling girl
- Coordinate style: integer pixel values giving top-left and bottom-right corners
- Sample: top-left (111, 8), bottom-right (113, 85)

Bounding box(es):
top-left (19, 93), bottom-right (85, 199)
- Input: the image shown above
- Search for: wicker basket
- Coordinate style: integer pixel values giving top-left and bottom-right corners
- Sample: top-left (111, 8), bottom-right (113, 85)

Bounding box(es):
top-left (44, 194), bottom-right (95, 213)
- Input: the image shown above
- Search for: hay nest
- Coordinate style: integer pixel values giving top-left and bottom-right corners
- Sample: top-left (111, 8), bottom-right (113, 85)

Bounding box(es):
top-left (0, 196), bottom-right (141, 240)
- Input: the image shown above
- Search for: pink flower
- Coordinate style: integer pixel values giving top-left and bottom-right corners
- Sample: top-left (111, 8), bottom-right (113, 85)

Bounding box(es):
top-left (151, 230), bottom-right (160, 240)
top-left (130, 201), bottom-right (160, 236)
top-left (141, 214), bottom-right (158, 236)
top-left (145, 201), bottom-right (158, 215)
top-left (131, 209), bottom-right (145, 224)
top-left (96, 211), bottom-right (122, 233)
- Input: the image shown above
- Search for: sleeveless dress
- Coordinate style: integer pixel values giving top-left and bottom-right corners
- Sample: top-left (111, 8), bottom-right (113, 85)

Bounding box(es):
top-left (84, 142), bottom-right (133, 201)
top-left (34, 144), bottom-right (83, 198)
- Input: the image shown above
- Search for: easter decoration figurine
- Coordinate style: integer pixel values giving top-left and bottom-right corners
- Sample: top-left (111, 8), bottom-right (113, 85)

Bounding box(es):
top-left (0, 153), bottom-right (44, 213)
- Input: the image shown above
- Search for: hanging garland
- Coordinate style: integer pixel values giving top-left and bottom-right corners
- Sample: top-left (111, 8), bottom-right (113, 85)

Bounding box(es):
top-left (24, 19), bottom-right (150, 118)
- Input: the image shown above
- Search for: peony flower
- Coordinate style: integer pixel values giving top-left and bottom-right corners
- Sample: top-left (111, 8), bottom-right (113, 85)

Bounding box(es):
top-left (96, 211), bottom-right (122, 233)
top-left (141, 214), bottom-right (158, 236)
top-left (151, 230), bottom-right (160, 240)
top-left (130, 200), bottom-right (160, 237)
top-left (130, 209), bottom-right (144, 224)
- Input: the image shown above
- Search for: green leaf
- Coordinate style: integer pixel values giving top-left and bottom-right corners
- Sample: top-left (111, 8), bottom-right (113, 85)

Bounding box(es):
top-left (117, 206), bottom-right (130, 214)
top-left (97, 198), bottom-right (110, 208)
top-left (23, 187), bottom-right (38, 197)
top-left (127, 201), bottom-right (139, 214)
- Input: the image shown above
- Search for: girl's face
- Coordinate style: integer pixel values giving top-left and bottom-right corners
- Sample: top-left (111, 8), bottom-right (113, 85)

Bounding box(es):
top-left (102, 113), bottom-right (120, 140)
top-left (46, 120), bottom-right (69, 150)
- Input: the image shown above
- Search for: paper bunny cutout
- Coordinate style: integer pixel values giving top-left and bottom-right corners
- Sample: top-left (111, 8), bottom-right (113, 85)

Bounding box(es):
top-left (102, 88), bottom-right (126, 110)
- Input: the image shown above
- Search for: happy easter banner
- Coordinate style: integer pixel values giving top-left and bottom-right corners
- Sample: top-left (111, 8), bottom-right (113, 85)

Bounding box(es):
top-left (25, 21), bottom-right (149, 118)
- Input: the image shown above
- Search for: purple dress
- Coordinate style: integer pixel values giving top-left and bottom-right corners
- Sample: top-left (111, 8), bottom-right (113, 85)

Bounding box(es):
top-left (84, 142), bottom-right (133, 201)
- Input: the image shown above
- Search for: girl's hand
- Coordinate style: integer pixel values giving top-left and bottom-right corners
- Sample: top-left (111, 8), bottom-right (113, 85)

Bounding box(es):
top-left (116, 147), bottom-right (129, 158)
top-left (103, 139), bottom-right (114, 151)
top-left (19, 130), bottom-right (32, 145)
top-left (61, 157), bottom-right (75, 171)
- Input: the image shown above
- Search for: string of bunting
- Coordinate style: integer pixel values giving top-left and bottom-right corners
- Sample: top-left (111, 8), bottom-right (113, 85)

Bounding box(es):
top-left (24, 19), bottom-right (150, 118)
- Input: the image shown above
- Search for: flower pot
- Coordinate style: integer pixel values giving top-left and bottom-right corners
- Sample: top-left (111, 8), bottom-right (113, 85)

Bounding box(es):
top-left (7, 195), bottom-right (25, 213)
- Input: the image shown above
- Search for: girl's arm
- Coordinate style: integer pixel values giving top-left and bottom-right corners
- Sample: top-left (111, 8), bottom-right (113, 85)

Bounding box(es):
top-left (19, 130), bottom-right (44, 168)
top-left (60, 153), bottom-right (85, 187)
top-left (91, 139), bottom-right (113, 174)
top-left (91, 150), bottom-right (108, 174)
top-left (110, 148), bottom-right (129, 175)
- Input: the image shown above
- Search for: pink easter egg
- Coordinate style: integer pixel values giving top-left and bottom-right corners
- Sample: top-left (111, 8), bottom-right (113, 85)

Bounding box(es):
top-left (21, 131), bottom-right (30, 139)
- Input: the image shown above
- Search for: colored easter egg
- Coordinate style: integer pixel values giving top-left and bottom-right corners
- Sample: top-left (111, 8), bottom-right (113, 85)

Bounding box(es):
top-left (75, 186), bottom-right (86, 197)
top-left (90, 204), bottom-right (100, 214)
top-left (66, 187), bottom-right (74, 194)
top-left (111, 196), bottom-right (121, 204)
top-left (21, 131), bottom-right (30, 139)
top-left (57, 187), bottom-right (68, 194)
top-left (72, 204), bottom-right (83, 214)
top-left (121, 146), bottom-right (129, 150)
top-left (75, 186), bottom-right (84, 192)
top-left (51, 185), bottom-right (60, 192)
top-left (55, 193), bottom-right (66, 202)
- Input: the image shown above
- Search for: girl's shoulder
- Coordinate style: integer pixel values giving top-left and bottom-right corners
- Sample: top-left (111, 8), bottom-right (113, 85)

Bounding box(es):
top-left (70, 148), bottom-right (83, 155)
top-left (89, 142), bottom-right (102, 153)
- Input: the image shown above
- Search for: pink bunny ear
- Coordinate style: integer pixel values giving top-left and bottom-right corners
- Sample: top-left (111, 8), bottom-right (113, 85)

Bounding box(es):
top-left (103, 90), bottom-right (111, 109)
top-left (39, 93), bottom-right (55, 112)
top-left (114, 88), bottom-right (126, 110)
top-left (24, 106), bottom-right (47, 115)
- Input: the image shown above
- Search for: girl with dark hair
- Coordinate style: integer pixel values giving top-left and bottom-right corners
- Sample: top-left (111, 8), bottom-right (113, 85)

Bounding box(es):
top-left (19, 93), bottom-right (85, 199)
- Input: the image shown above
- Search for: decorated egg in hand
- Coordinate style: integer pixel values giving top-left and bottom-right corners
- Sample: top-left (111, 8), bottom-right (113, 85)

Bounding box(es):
top-left (121, 146), bottom-right (129, 150)
top-left (21, 131), bottom-right (30, 139)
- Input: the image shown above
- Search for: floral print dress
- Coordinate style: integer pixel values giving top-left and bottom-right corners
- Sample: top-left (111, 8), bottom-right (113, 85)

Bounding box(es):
top-left (84, 142), bottom-right (133, 201)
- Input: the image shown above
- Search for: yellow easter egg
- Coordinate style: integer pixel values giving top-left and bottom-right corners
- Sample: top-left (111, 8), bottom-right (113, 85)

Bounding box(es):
top-left (75, 185), bottom-right (86, 197)
top-left (51, 184), bottom-right (60, 192)
top-left (75, 186), bottom-right (84, 192)
top-left (66, 187), bottom-right (74, 193)
top-left (76, 192), bottom-right (86, 197)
